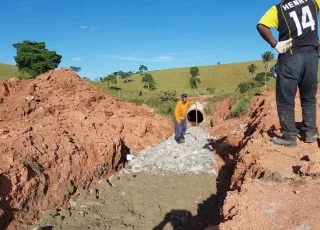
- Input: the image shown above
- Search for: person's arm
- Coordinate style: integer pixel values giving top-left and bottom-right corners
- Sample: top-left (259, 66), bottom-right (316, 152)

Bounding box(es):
top-left (188, 101), bottom-right (195, 106)
top-left (257, 25), bottom-right (277, 48)
top-left (257, 6), bottom-right (292, 54)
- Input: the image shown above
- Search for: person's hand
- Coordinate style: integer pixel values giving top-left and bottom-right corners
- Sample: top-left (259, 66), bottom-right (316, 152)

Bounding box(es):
top-left (274, 38), bottom-right (292, 54)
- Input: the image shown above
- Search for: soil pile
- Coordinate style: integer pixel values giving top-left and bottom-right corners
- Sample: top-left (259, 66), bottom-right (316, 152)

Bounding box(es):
top-left (206, 89), bottom-right (320, 229)
top-left (0, 68), bottom-right (173, 229)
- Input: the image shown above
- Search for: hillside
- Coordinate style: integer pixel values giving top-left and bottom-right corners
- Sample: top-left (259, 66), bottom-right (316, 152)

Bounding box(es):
top-left (3, 59), bottom-right (320, 96)
top-left (0, 63), bottom-right (20, 80)
top-left (100, 60), bottom-right (279, 96)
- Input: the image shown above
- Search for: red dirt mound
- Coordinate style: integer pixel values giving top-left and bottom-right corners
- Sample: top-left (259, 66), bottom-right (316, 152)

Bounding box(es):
top-left (0, 68), bottom-right (174, 229)
top-left (207, 89), bottom-right (320, 229)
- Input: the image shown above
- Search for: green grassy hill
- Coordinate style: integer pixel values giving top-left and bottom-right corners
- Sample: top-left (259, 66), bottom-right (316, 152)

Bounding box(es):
top-left (0, 63), bottom-right (21, 80)
top-left (94, 60), bottom-right (279, 99)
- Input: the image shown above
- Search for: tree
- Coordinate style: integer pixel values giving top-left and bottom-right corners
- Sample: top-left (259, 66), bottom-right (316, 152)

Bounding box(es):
top-left (113, 70), bottom-right (132, 83)
top-left (70, 66), bottom-right (81, 73)
top-left (122, 72), bottom-right (131, 83)
top-left (190, 66), bottom-right (200, 78)
top-left (189, 66), bottom-right (201, 92)
top-left (142, 73), bottom-right (156, 90)
top-left (189, 76), bottom-right (201, 92)
top-left (261, 51), bottom-right (275, 91)
top-left (100, 74), bottom-right (117, 88)
top-left (247, 64), bottom-right (258, 79)
top-left (13, 40), bottom-right (62, 78)
top-left (139, 65), bottom-right (148, 75)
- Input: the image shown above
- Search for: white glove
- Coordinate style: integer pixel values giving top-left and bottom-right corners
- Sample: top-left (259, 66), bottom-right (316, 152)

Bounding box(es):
top-left (274, 38), bottom-right (293, 54)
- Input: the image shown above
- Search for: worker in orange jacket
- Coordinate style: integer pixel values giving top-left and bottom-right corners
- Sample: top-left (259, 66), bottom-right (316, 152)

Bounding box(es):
top-left (174, 93), bottom-right (195, 144)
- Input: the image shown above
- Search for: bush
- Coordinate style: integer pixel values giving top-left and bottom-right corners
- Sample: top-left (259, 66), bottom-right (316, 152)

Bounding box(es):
top-left (229, 97), bottom-right (250, 117)
top-left (206, 88), bottom-right (216, 94)
top-left (236, 81), bottom-right (260, 94)
top-left (144, 98), bottom-right (176, 119)
top-left (255, 72), bottom-right (271, 85)
top-left (158, 90), bottom-right (177, 101)
top-left (18, 71), bottom-right (32, 80)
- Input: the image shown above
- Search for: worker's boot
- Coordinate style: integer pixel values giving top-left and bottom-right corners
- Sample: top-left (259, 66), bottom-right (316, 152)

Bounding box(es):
top-left (175, 137), bottom-right (183, 144)
top-left (305, 134), bottom-right (319, 143)
top-left (272, 136), bottom-right (297, 147)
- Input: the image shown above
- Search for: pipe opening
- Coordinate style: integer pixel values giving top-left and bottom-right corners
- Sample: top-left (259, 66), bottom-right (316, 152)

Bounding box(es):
top-left (187, 110), bottom-right (204, 125)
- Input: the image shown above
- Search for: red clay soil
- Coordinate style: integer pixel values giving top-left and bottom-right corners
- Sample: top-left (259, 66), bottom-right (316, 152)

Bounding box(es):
top-left (0, 68), bottom-right (173, 229)
top-left (207, 89), bottom-right (320, 229)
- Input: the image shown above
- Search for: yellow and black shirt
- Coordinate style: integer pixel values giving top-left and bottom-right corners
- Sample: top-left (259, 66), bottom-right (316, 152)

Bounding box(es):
top-left (258, 0), bottom-right (320, 55)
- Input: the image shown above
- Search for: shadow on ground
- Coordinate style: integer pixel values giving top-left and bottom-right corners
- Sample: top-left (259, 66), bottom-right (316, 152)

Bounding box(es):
top-left (153, 136), bottom-right (238, 230)
top-left (0, 174), bottom-right (13, 230)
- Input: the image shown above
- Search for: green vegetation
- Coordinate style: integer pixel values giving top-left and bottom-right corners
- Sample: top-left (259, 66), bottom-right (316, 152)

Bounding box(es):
top-left (261, 51), bottom-right (275, 91)
top-left (229, 95), bottom-right (251, 118)
top-left (70, 66), bottom-right (81, 73)
top-left (100, 60), bottom-right (279, 97)
top-left (158, 90), bottom-right (177, 101)
top-left (2, 53), bottom-right (320, 120)
top-left (189, 66), bottom-right (201, 92)
top-left (100, 74), bottom-right (118, 88)
top-left (139, 65), bottom-right (148, 75)
top-left (142, 73), bottom-right (156, 90)
top-left (247, 64), bottom-right (258, 79)
top-left (93, 60), bottom-right (280, 119)
top-left (13, 40), bottom-right (62, 78)
top-left (0, 63), bottom-right (20, 80)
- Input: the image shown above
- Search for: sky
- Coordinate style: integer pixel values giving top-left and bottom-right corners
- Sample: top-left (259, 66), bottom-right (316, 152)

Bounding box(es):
top-left (0, 0), bottom-right (289, 79)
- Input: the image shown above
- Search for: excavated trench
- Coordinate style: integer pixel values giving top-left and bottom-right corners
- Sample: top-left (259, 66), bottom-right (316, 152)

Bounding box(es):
top-left (32, 100), bottom-right (243, 230)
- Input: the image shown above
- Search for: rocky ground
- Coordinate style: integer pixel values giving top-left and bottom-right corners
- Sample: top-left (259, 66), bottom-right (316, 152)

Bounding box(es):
top-left (128, 126), bottom-right (216, 175)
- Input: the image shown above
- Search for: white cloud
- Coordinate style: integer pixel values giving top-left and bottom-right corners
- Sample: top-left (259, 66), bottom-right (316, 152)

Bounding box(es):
top-left (79, 26), bottom-right (97, 31)
top-left (167, 52), bottom-right (180, 56)
top-left (156, 56), bottom-right (173, 61)
top-left (167, 50), bottom-right (213, 56)
top-left (111, 55), bottom-right (173, 62)
top-left (72, 57), bottom-right (82, 61)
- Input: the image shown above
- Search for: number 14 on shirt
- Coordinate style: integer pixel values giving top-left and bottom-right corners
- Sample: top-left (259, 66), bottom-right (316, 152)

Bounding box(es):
top-left (289, 5), bottom-right (316, 36)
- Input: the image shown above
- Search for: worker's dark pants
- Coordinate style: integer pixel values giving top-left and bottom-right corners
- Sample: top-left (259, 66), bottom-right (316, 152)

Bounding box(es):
top-left (174, 117), bottom-right (187, 140)
top-left (276, 49), bottom-right (319, 140)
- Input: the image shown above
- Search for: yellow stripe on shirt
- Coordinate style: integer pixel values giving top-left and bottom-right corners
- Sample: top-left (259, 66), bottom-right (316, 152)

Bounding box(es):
top-left (258, 6), bottom-right (278, 29)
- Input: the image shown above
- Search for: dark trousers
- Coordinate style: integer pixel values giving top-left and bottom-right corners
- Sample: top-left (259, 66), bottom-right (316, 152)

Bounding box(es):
top-left (174, 117), bottom-right (187, 140)
top-left (276, 48), bottom-right (319, 140)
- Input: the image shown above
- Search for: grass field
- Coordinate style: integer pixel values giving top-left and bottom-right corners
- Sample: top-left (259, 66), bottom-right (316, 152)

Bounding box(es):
top-left (0, 63), bottom-right (21, 80)
top-left (93, 59), bottom-right (279, 102)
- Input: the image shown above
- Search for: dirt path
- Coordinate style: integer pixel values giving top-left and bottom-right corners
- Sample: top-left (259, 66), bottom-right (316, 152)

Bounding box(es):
top-left (34, 173), bottom-right (217, 230)
top-left (31, 127), bottom-right (220, 230)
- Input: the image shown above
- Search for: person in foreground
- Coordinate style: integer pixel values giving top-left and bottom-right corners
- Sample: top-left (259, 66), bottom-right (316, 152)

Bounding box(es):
top-left (257, 0), bottom-right (320, 147)
top-left (174, 94), bottom-right (195, 144)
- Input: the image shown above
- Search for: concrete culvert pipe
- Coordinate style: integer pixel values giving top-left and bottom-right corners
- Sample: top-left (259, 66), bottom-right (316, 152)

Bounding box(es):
top-left (187, 101), bottom-right (205, 126)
